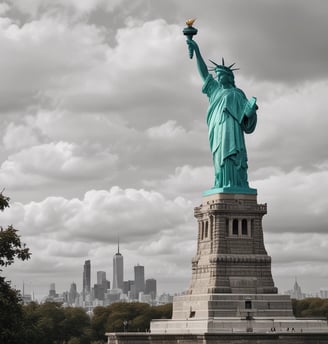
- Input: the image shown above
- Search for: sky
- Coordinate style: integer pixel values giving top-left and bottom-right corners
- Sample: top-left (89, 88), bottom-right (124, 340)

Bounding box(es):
top-left (0, 0), bottom-right (328, 300)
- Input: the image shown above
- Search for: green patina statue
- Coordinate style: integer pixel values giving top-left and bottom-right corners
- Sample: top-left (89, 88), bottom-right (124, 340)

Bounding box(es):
top-left (184, 21), bottom-right (258, 195)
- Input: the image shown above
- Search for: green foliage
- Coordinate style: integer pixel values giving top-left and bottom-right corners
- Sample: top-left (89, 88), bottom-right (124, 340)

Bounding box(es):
top-left (0, 191), bottom-right (31, 344)
top-left (19, 302), bottom-right (172, 343)
top-left (0, 190), bottom-right (10, 211)
top-left (0, 275), bottom-right (24, 344)
top-left (0, 225), bottom-right (31, 267)
top-left (292, 298), bottom-right (328, 319)
top-left (0, 192), bottom-right (31, 268)
top-left (22, 302), bottom-right (92, 344)
top-left (150, 303), bottom-right (173, 319)
top-left (90, 302), bottom-right (172, 342)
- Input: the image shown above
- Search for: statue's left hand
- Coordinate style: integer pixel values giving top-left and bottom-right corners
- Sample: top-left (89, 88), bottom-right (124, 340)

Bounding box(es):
top-left (245, 97), bottom-right (258, 118)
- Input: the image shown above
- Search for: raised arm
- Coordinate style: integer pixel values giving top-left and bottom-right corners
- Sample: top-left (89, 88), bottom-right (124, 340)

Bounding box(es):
top-left (186, 39), bottom-right (209, 82)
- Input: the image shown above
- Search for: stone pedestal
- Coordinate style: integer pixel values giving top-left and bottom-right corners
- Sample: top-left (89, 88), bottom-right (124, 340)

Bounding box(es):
top-left (171, 294), bottom-right (293, 320)
top-left (189, 193), bottom-right (276, 296)
top-left (149, 192), bottom-right (328, 335)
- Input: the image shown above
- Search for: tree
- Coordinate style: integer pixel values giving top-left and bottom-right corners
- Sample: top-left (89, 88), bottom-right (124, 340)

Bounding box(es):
top-left (0, 191), bottom-right (31, 344)
top-left (91, 302), bottom-right (173, 342)
top-left (292, 298), bottom-right (328, 319)
top-left (0, 191), bottom-right (31, 266)
top-left (62, 307), bottom-right (91, 343)
top-left (22, 302), bottom-right (92, 344)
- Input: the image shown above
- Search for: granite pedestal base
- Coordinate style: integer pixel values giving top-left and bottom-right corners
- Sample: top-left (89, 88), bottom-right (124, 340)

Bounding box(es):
top-left (106, 332), bottom-right (328, 344)
top-left (150, 316), bottom-right (328, 335)
top-left (170, 293), bottom-right (293, 320)
top-left (150, 294), bottom-right (328, 334)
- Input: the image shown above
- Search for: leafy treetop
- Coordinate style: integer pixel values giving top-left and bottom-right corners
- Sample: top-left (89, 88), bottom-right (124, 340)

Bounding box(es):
top-left (0, 191), bottom-right (31, 269)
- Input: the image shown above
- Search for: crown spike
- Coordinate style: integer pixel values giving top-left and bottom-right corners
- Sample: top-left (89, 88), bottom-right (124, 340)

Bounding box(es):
top-left (209, 59), bottom-right (219, 67)
top-left (228, 63), bottom-right (236, 68)
top-left (222, 57), bottom-right (225, 66)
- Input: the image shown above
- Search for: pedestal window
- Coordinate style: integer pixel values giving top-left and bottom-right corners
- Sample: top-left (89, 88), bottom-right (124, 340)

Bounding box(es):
top-left (242, 219), bottom-right (248, 235)
top-left (232, 219), bottom-right (238, 235)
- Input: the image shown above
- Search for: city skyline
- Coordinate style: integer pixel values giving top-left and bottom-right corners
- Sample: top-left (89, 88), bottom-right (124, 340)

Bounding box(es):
top-left (22, 245), bottom-right (160, 302)
top-left (38, 247), bottom-right (160, 307)
top-left (1, 1), bottom-right (328, 300)
top-left (22, 273), bottom-right (328, 305)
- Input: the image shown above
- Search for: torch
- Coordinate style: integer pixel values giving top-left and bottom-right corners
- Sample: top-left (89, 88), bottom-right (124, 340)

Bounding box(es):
top-left (183, 19), bottom-right (198, 59)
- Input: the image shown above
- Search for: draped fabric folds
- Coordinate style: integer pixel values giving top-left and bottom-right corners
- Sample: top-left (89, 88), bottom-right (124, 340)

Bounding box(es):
top-left (202, 75), bottom-right (257, 188)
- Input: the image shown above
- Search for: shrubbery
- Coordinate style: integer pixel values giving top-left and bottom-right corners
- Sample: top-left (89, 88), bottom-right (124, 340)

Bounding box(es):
top-left (292, 298), bottom-right (328, 319)
top-left (20, 301), bottom-right (172, 344)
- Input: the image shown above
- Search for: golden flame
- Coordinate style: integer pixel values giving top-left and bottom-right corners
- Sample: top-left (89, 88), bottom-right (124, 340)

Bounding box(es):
top-left (186, 18), bottom-right (196, 27)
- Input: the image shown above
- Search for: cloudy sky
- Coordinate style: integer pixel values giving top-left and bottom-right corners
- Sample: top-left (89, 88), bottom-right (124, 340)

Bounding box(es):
top-left (1, 0), bottom-right (328, 300)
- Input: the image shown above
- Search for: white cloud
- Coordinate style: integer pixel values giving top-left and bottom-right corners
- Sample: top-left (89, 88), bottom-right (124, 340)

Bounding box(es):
top-left (266, 232), bottom-right (328, 264)
top-left (144, 165), bottom-right (212, 200)
top-left (33, 110), bottom-right (138, 145)
top-left (0, 141), bottom-right (118, 188)
top-left (0, 3), bottom-right (10, 15)
top-left (257, 167), bottom-right (328, 233)
top-left (2, 121), bottom-right (42, 150)
top-left (147, 120), bottom-right (186, 139)
top-left (7, 0), bottom-right (123, 17)
top-left (0, 15), bottom-right (107, 111)
top-left (1, 187), bottom-right (193, 242)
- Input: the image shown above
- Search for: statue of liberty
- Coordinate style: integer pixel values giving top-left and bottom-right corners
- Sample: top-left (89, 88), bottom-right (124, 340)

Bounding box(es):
top-left (185, 23), bottom-right (258, 194)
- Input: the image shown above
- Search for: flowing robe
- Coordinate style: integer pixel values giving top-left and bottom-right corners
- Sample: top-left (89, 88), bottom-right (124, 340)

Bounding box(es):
top-left (202, 74), bottom-right (257, 189)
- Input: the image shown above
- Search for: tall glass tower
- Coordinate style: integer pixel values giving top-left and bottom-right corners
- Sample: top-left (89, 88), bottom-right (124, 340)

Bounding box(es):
top-left (113, 241), bottom-right (123, 290)
top-left (83, 259), bottom-right (91, 299)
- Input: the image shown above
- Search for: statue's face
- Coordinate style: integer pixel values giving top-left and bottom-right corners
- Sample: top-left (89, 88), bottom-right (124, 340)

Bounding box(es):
top-left (218, 72), bottom-right (231, 87)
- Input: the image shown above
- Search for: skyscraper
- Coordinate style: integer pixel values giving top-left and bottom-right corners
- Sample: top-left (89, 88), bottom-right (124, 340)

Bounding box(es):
top-left (97, 271), bottom-right (107, 286)
top-left (134, 264), bottom-right (145, 298)
top-left (49, 283), bottom-right (56, 297)
top-left (83, 259), bottom-right (91, 298)
top-left (112, 242), bottom-right (123, 290)
top-left (69, 282), bottom-right (77, 305)
top-left (145, 278), bottom-right (157, 300)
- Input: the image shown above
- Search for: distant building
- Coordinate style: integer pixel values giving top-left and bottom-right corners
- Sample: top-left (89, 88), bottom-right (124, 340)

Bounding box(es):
top-left (21, 282), bottom-right (33, 304)
top-left (69, 282), bottom-right (78, 305)
top-left (94, 283), bottom-right (105, 301)
top-left (49, 283), bottom-right (57, 298)
top-left (134, 264), bottom-right (145, 299)
top-left (93, 298), bottom-right (104, 307)
top-left (289, 279), bottom-right (304, 300)
top-left (145, 278), bottom-right (157, 300)
top-left (123, 280), bottom-right (134, 295)
top-left (97, 271), bottom-right (107, 285)
top-left (83, 260), bottom-right (91, 299)
top-left (94, 271), bottom-right (110, 301)
top-left (158, 293), bottom-right (173, 304)
top-left (320, 288), bottom-right (328, 299)
top-left (139, 292), bottom-right (152, 303)
top-left (22, 294), bottom-right (32, 304)
top-left (44, 283), bottom-right (67, 303)
top-left (113, 242), bottom-right (124, 290)
top-left (104, 289), bottom-right (121, 305)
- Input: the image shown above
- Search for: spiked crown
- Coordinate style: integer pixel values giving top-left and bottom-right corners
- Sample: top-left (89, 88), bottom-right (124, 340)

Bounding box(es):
top-left (208, 58), bottom-right (239, 76)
